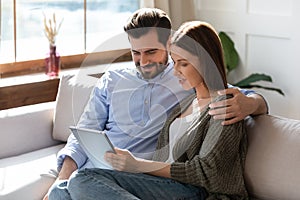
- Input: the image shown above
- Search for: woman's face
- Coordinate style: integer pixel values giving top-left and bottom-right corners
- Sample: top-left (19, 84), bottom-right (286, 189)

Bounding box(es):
top-left (171, 45), bottom-right (204, 91)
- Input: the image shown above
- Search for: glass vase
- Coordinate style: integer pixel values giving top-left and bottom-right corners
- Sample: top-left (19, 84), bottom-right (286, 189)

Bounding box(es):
top-left (45, 45), bottom-right (60, 78)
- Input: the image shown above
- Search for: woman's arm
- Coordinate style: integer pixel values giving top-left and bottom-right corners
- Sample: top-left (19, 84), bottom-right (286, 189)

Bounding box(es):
top-left (169, 118), bottom-right (247, 194)
top-left (105, 148), bottom-right (171, 178)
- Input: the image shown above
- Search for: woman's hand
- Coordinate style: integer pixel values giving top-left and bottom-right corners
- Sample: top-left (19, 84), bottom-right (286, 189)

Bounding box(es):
top-left (105, 148), bottom-right (171, 177)
top-left (105, 148), bottom-right (141, 173)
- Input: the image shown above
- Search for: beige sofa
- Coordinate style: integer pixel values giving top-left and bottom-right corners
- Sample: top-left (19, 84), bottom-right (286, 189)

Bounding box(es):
top-left (1, 74), bottom-right (300, 200)
top-left (0, 74), bottom-right (95, 200)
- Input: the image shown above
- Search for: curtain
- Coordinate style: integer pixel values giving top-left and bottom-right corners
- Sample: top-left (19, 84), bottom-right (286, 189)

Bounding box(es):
top-left (140, 0), bottom-right (196, 29)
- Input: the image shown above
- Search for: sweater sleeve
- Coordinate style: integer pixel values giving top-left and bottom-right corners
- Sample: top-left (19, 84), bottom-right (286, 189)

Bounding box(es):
top-left (170, 116), bottom-right (248, 197)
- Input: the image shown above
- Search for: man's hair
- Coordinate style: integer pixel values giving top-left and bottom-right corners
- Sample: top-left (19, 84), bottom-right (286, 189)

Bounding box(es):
top-left (124, 8), bottom-right (172, 46)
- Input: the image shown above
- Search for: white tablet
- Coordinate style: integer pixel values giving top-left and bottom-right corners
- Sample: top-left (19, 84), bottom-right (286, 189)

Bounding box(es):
top-left (69, 126), bottom-right (115, 169)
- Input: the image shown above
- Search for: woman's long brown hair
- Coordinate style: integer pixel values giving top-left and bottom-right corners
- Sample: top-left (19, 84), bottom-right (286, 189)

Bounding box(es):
top-left (171, 21), bottom-right (228, 91)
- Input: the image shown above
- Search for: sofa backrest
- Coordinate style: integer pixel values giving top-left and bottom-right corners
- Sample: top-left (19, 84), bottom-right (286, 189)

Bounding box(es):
top-left (53, 73), bottom-right (300, 199)
top-left (245, 114), bottom-right (300, 200)
top-left (52, 74), bottom-right (97, 142)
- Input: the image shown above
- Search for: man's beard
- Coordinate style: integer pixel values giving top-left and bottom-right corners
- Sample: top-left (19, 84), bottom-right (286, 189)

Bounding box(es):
top-left (135, 56), bottom-right (168, 80)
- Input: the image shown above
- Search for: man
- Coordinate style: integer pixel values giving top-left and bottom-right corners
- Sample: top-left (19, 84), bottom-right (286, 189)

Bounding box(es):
top-left (44, 8), bottom-right (267, 200)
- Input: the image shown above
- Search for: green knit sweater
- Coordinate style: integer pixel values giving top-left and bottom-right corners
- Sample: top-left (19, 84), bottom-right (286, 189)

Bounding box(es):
top-left (153, 94), bottom-right (249, 199)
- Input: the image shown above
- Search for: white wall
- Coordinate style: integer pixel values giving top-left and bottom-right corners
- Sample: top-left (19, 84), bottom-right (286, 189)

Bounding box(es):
top-left (192, 0), bottom-right (300, 120)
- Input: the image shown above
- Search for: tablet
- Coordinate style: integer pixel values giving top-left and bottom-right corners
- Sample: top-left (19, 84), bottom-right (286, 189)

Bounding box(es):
top-left (69, 126), bottom-right (115, 169)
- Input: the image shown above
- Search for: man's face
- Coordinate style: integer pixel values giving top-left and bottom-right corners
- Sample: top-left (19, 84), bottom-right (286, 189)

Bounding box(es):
top-left (129, 29), bottom-right (169, 79)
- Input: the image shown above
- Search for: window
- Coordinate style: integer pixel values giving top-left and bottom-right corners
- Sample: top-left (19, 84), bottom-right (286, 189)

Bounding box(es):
top-left (0, 0), bottom-right (140, 64)
top-left (0, 1), bottom-right (14, 63)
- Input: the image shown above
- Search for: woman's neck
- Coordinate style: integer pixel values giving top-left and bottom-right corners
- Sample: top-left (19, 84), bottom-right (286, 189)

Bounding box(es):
top-left (195, 87), bottom-right (217, 108)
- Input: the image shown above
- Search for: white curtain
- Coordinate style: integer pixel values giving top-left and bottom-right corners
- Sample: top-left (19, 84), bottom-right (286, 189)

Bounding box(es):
top-left (140, 0), bottom-right (196, 29)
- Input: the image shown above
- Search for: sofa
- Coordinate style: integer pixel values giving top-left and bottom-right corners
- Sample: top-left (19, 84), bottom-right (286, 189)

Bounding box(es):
top-left (1, 73), bottom-right (300, 200)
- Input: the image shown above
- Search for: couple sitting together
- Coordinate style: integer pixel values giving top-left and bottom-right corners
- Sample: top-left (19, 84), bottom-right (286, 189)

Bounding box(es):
top-left (45, 8), bottom-right (268, 200)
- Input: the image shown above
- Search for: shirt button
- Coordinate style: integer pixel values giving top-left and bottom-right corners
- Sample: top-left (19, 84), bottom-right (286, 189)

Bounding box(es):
top-left (145, 100), bottom-right (148, 104)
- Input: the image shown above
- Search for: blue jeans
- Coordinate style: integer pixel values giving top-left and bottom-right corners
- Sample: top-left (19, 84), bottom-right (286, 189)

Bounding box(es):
top-left (48, 179), bottom-right (72, 200)
top-left (50, 168), bottom-right (207, 200)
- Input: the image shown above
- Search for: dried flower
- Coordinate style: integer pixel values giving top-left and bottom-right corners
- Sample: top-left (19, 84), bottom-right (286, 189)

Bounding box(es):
top-left (43, 12), bottom-right (63, 46)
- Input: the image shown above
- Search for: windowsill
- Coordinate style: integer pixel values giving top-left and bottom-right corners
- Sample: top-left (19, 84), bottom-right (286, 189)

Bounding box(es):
top-left (0, 49), bottom-right (132, 78)
top-left (0, 73), bottom-right (55, 88)
top-left (1, 67), bottom-right (83, 88)
top-left (0, 60), bottom-right (130, 87)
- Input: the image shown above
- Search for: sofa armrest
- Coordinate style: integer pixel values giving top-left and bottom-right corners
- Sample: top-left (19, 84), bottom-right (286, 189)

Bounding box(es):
top-left (245, 114), bottom-right (300, 199)
top-left (0, 102), bottom-right (61, 159)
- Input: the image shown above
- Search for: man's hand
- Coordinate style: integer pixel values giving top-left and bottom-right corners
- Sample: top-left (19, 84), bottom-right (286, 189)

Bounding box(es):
top-left (43, 194), bottom-right (49, 200)
top-left (208, 88), bottom-right (268, 125)
top-left (42, 156), bottom-right (78, 200)
top-left (42, 178), bottom-right (70, 200)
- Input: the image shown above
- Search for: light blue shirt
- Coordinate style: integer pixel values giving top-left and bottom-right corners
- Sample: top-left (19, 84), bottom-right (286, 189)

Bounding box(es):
top-left (57, 62), bottom-right (194, 169)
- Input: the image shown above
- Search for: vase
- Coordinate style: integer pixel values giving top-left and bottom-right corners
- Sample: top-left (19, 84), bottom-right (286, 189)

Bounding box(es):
top-left (45, 45), bottom-right (60, 78)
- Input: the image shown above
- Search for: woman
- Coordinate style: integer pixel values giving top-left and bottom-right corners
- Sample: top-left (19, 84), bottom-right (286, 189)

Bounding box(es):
top-left (67, 21), bottom-right (249, 200)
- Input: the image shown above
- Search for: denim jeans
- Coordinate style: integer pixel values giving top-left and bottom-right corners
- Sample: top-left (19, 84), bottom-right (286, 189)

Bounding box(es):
top-left (48, 179), bottom-right (72, 200)
top-left (61, 168), bottom-right (207, 200)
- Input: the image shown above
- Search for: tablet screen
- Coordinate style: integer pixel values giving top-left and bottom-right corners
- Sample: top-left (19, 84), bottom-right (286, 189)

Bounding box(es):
top-left (69, 126), bottom-right (115, 169)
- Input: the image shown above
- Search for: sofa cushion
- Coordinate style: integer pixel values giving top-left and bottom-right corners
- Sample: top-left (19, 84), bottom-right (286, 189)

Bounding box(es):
top-left (245, 115), bottom-right (300, 200)
top-left (0, 102), bottom-right (60, 159)
top-left (52, 74), bottom-right (97, 142)
top-left (0, 144), bottom-right (64, 200)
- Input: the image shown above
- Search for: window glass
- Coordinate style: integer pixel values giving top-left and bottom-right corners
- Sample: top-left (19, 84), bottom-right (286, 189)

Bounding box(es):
top-left (16, 0), bottom-right (84, 61)
top-left (0, 0), bottom-right (139, 64)
top-left (0, 1), bottom-right (14, 64)
top-left (86, 0), bottom-right (140, 52)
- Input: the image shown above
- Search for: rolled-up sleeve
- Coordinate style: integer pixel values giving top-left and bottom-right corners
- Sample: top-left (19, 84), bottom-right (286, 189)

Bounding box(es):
top-left (56, 134), bottom-right (87, 170)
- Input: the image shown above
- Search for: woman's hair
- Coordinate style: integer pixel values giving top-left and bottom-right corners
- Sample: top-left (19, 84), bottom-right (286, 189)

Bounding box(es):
top-left (171, 21), bottom-right (228, 91)
top-left (124, 8), bottom-right (172, 46)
